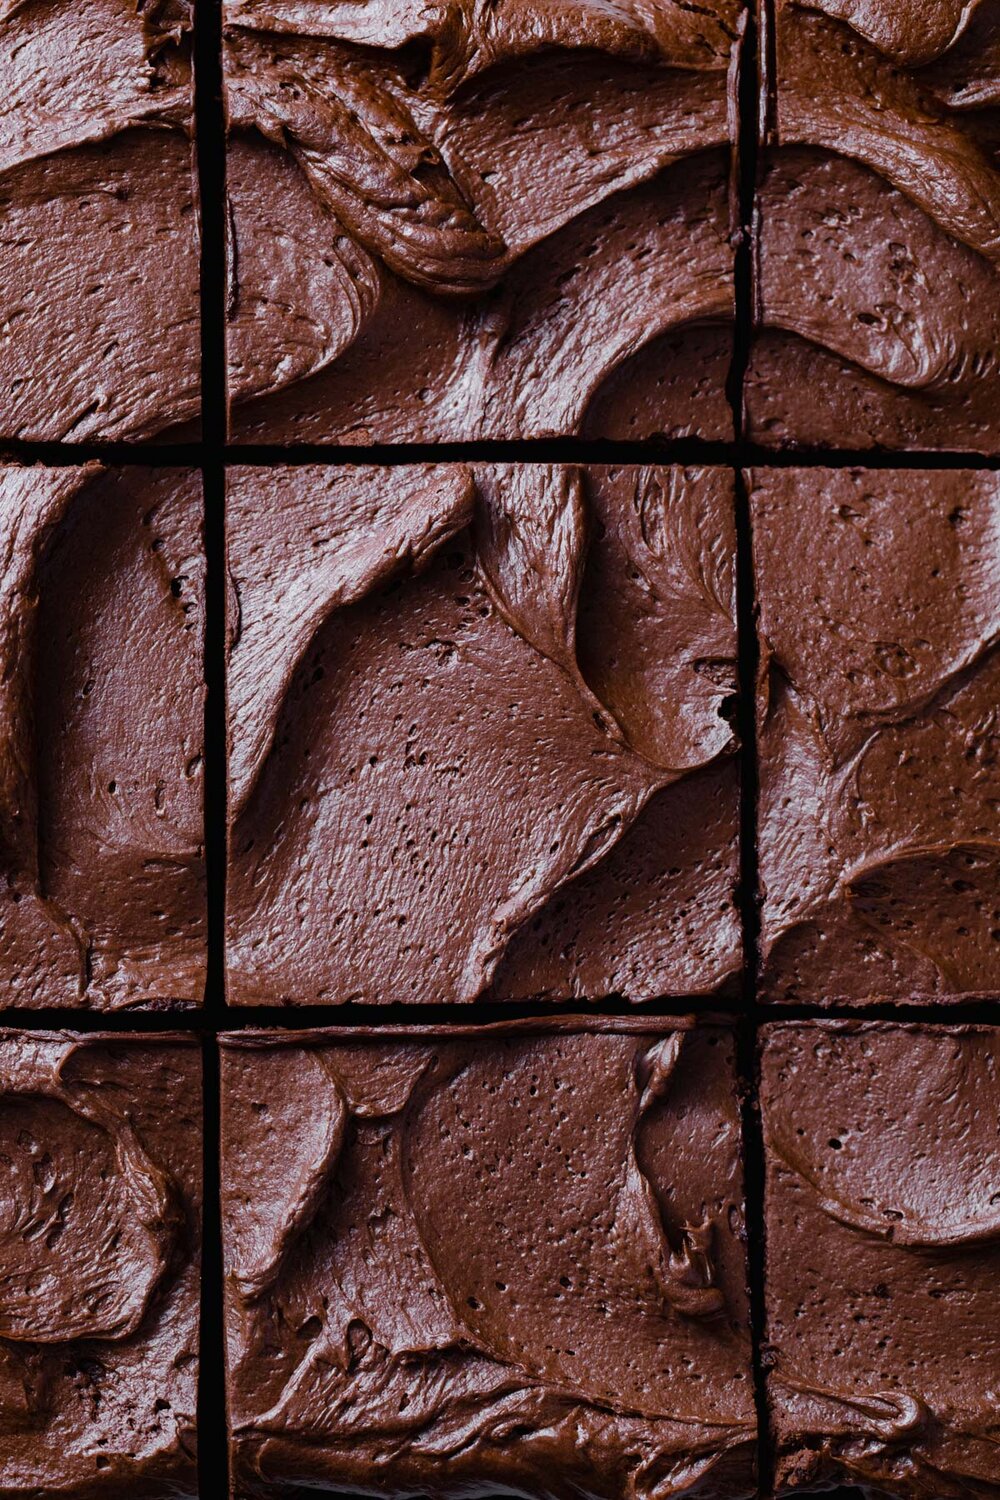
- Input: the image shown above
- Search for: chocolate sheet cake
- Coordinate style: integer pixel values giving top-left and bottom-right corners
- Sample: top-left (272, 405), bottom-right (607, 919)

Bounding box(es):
top-left (761, 1020), bottom-right (1000, 1498)
top-left (222, 0), bottom-right (743, 442)
top-left (0, 0), bottom-right (201, 442)
top-left (0, 1029), bottom-right (201, 1497)
top-left (5, 0), bottom-right (1000, 1494)
top-left (752, 465), bottom-right (1000, 1005)
top-left (225, 463), bottom-right (741, 1005)
top-left (221, 1019), bottom-right (755, 1500)
top-left (0, 466), bottom-right (207, 1009)
top-left (748, 0), bottom-right (1000, 451)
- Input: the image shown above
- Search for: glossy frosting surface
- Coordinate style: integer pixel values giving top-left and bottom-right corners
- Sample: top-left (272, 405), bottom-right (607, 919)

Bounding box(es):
top-left (0, 0), bottom-right (200, 440)
top-left (222, 1019), bottom-right (755, 1499)
top-left (0, 1029), bottom-right (200, 1497)
top-left (226, 463), bottom-right (740, 1004)
top-left (223, 0), bottom-right (741, 440)
top-left (752, 466), bottom-right (1000, 1003)
top-left (0, 466), bottom-right (207, 1008)
top-left (762, 1020), bottom-right (1000, 1498)
top-left (749, 0), bottom-right (1000, 450)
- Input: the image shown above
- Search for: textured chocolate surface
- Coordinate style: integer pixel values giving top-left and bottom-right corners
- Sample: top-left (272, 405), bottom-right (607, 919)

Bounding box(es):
top-left (0, 1029), bottom-right (200, 1497)
top-left (222, 1019), bottom-right (755, 1500)
top-left (762, 1020), bottom-right (1000, 1498)
top-left (0, 0), bottom-right (200, 441)
top-left (748, 0), bottom-right (1000, 450)
top-left (223, 1), bottom-right (741, 442)
top-left (752, 466), bottom-right (1000, 1004)
top-left (0, 466), bottom-right (206, 1008)
top-left (226, 463), bottom-right (740, 1005)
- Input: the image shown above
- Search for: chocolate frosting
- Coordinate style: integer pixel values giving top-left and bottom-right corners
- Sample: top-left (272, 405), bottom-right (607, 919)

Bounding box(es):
top-left (0, 466), bottom-right (206, 1008)
top-left (0, 1029), bottom-right (200, 1497)
top-left (749, 0), bottom-right (1000, 450)
top-left (223, 1), bottom-right (741, 441)
top-left (752, 466), bottom-right (1000, 1004)
top-left (762, 1021), bottom-right (1000, 1498)
top-left (226, 463), bottom-right (740, 1004)
top-left (0, 0), bottom-right (199, 440)
top-left (222, 1019), bottom-right (755, 1499)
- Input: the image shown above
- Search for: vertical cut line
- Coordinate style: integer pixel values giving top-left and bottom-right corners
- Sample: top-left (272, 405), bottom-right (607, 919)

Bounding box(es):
top-left (195, 0), bottom-right (227, 1006)
top-left (735, 456), bottom-right (771, 1499)
top-left (200, 437), bottom-right (227, 1023)
top-left (731, 5), bottom-right (770, 1485)
top-left (194, 0), bottom-right (227, 1029)
top-left (194, 0), bottom-right (229, 1492)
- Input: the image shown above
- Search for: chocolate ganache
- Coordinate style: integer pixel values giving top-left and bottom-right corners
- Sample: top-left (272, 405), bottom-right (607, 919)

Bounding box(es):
top-left (0, 1029), bottom-right (201, 1498)
top-left (0, 0), bottom-right (200, 441)
top-left (748, 0), bottom-right (1000, 450)
top-left (752, 466), bottom-right (1000, 1004)
top-left (222, 1019), bottom-right (755, 1500)
top-left (762, 1021), bottom-right (1000, 1498)
top-left (225, 464), bottom-right (740, 1005)
top-left (0, 466), bottom-right (206, 1008)
top-left (223, 0), bottom-right (743, 441)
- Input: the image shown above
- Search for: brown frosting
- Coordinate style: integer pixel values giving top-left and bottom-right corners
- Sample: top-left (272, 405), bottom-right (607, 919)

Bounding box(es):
top-left (0, 466), bottom-right (206, 1008)
top-left (748, 0), bottom-right (1000, 450)
top-left (226, 463), bottom-right (740, 1005)
top-left (762, 1020), bottom-right (1000, 1498)
top-left (0, 1029), bottom-right (200, 1497)
top-left (751, 466), bottom-right (1000, 1004)
top-left (0, 0), bottom-right (199, 441)
top-left (223, 1), bottom-right (741, 441)
top-left (222, 1019), bottom-right (755, 1499)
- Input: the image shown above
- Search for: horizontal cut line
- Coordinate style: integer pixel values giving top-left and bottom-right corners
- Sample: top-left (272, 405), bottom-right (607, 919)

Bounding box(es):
top-left (0, 998), bottom-right (737, 1032)
top-left (0, 1008), bottom-right (210, 1033)
top-left (5, 439), bottom-right (1000, 470)
top-left (2, 997), bottom-right (996, 1033)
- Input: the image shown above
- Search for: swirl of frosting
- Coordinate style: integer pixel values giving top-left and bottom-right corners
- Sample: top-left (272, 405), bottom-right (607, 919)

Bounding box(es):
top-left (227, 37), bottom-right (507, 295)
top-left (0, 0), bottom-right (200, 441)
top-left (762, 1021), bottom-right (1000, 1498)
top-left (766, 1021), bottom-right (1000, 1249)
top-left (0, 465), bottom-right (207, 1007)
top-left (226, 463), bottom-right (739, 1005)
top-left (223, 0), bottom-right (742, 78)
top-left (221, 1023), bottom-right (755, 1499)
top-left (776, 18), bottom-right (1000, 267)
top-left (224, 1), bottom-right (739, 439)
top-left (0, 1036), bottom-right (178, 1344)
top-left (753, 467), bottom-right (1000, 1002)
top-left (750, 0), bottom-right (1000, 449)
top-left (795, 0), bottom-right (986, 65)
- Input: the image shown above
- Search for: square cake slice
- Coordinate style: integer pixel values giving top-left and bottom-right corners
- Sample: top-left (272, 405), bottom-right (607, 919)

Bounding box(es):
top-left (0, 1029), bottom-right (201, 1497)
top-left (751, 466), bottom-right (1000, 1004)
top-left (223, 1), bottom-right (742, 441)
top-left (0, 466), bottom-right (206, 1008)
top-left (761, 1020), bottom-right (1000, 1497)
top-left (0, 0), bottom-right (200, 440)
top-left (222, 1019), bottom-right (755, 1500)
top-left (226, 463), bottom-right (740, 1005)
top-left (747, 0), bottom-right (1000, 451)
